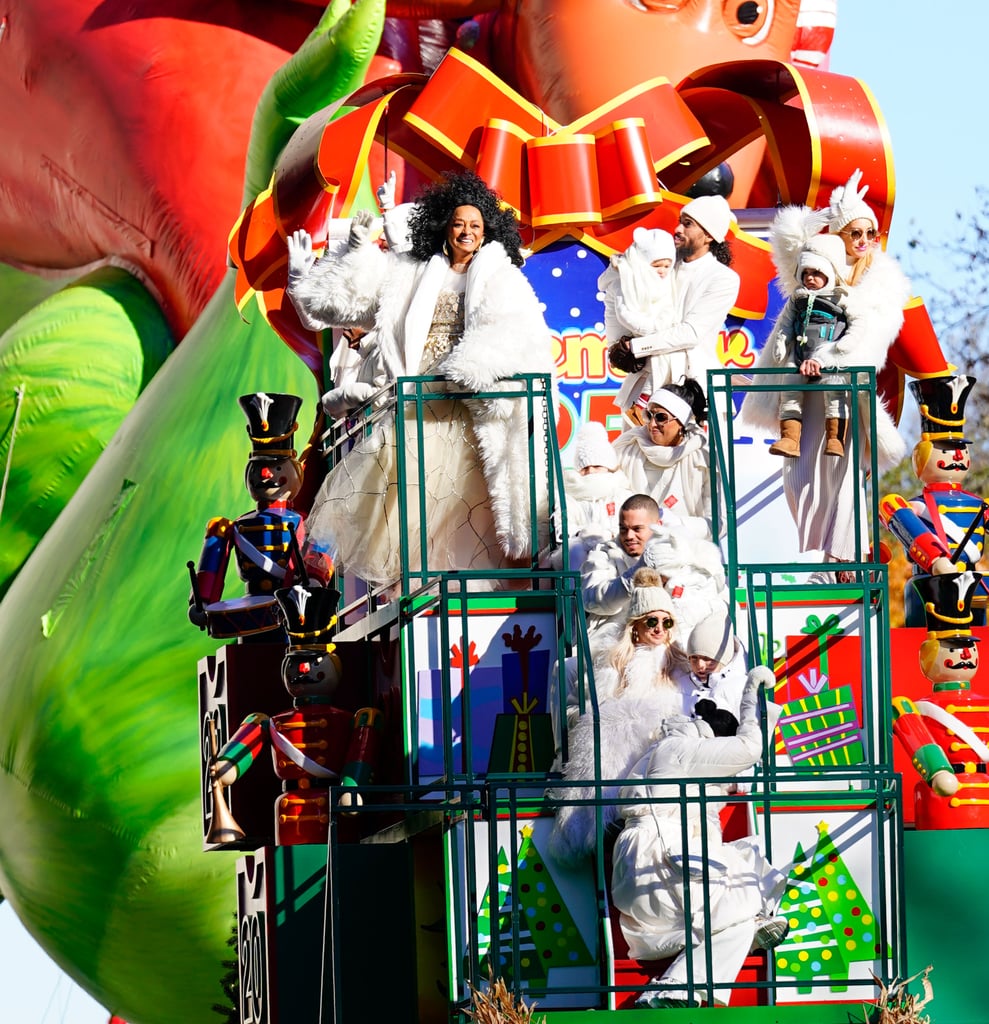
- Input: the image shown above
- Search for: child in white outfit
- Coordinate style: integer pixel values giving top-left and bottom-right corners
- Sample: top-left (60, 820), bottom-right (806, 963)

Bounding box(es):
top-left (559, 421), bottom-right (632, 572)
top-left (600, 228), bottom-right (678, 425)
top-left (767, 234), bottom-right (852, 459)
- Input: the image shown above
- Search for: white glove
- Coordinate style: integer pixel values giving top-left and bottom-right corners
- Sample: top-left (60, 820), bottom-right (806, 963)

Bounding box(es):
top-left (747, 665), bottom-right (775, 689)
top-left (828, 168), bottom-right (869, 227)
top-left (376, 171), bottom-right (397, 212)
top-left (287, 229), bottom-right (316, 286)
top-left (322, 381), bottom-right (376, 419)
top-left (348, 208), bottom-right (375, 250)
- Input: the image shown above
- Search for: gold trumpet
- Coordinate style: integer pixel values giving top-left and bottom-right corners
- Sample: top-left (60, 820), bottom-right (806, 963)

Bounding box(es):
top-left (206, 719), bottom-right (246, 845)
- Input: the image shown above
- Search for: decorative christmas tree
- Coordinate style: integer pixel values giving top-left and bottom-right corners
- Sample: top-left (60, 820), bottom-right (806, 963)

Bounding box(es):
top-left (775, 821), bottom-right (883, 995)
top-left (476, 825), bottom-right (594, 985)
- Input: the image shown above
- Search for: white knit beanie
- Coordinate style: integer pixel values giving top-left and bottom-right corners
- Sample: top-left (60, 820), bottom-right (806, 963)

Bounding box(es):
top-left (627, 567), bottom-right (675, 621)
top-left (688, 614), bottom-right (734, 664)
top-left (682, 195), bottom-right (736, 244)
top-left (632, 226), bottom-right (676, 264)
top-left (796, 234), bottom-right (847, 290)
top-left (572, 421), bottom-right (618, 471)
top-left (827, 169), bottom-right (879, 234)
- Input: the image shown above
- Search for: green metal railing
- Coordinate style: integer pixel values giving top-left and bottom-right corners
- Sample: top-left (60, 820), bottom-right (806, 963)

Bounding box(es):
top-left (315, 366), bottom-right (906, 1021)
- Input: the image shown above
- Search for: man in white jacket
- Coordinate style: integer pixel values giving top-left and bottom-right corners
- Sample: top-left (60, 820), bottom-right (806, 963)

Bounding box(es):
top-left (581, 493), bottom-right (663, 640)
top-left (610, 666), bottom-right (788, 1008)
top-left (624, 195), bottom-right (740, 379)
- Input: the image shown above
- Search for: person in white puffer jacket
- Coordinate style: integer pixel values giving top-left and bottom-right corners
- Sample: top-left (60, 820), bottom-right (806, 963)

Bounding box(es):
top-left (610, 666), bottom-right (788, 1009)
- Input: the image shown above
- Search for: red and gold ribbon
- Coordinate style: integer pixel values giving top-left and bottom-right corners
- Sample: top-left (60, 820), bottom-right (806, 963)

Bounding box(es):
top-left (229, 48), bottom-right (934, 388)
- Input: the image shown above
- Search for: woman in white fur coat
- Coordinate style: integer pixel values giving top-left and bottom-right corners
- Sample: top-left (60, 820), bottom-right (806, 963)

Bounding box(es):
top-left (550, 569), bottom-right (690, 865)
top-left (741, 170), bottom-right (909, 579)
top-left (611, 666), bottom-right (786, 1007)
top-left (285, 171), bottom-right (557, 585)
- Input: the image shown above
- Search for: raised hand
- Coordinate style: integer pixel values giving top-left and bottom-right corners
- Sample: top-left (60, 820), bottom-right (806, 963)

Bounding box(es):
top-left (376, 170), bottom-right (397, 212)
top-left (287, 229), bottom-right (315, 285)
top-left (348, 208), bottom-right (375, 250)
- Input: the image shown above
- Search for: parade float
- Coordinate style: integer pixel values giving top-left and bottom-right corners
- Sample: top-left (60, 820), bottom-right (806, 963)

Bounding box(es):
top-left (0, 2), bottom-right (984, 1023)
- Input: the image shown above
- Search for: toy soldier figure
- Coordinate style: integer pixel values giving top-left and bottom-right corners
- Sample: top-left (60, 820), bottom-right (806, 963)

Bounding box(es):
top-left (188, 392), bottom-right (309, 641)
top-left (880, 374), bottom-right (989, 626)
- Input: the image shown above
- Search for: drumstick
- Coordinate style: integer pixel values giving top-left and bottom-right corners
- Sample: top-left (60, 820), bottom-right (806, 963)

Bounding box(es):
top-left (187, 560), bottom-right (206, 627)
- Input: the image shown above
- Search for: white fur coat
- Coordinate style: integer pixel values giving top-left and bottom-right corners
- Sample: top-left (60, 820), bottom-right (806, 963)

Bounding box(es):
top-left (289, 239), bottom-right (558, 557)
top-left (740, 206), bottom-right (910, 470)
top-left (549, 646), bottom-right (687, 864)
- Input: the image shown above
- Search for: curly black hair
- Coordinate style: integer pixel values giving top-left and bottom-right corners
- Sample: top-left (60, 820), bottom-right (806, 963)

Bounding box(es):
top-left (659, 377), bottom-right (709, 427)
top-left (405, 170), bottom-right (525, 267)
top-left (709, 239), bottom-right (733, 267)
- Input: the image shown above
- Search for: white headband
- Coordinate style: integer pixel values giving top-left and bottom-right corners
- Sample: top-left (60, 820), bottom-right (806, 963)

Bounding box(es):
top-left (649, 389), bottom-right (692, 426)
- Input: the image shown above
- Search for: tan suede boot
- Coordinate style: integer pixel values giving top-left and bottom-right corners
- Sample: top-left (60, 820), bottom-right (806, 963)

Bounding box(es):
top-left (824, 417), bottom-right (846, 457)
top-left (769, 419), bottom-right (802, 457)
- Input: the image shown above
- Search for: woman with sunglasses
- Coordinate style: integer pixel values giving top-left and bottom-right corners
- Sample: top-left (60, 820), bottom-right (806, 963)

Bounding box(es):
top-left (549, 567), bottom-right (691, 864)
top-left (742, 169), bottom-right (910, 583)
top-left (596, 567), bottom-right (690, 705)
top-left (613, 378), bottom-right (716, 538)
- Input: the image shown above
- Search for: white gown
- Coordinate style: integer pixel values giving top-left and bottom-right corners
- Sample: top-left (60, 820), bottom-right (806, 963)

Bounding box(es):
top-left (305, 272), bottom-right (509, 585)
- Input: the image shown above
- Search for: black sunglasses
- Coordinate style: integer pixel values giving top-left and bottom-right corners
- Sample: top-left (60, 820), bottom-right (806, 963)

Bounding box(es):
top-left (643, 616), bottom-right (674, 630)
top-left (645, 410), bottom-right (674, 425)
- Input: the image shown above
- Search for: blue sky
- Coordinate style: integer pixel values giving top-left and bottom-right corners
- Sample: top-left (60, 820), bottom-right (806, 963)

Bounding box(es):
top-left (2, 4), bottom-right (986, 1022)
top-left (830, 1), bottom-right (987, 289)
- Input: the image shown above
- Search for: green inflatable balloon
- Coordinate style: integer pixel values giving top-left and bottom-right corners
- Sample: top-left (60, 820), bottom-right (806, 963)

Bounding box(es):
top-left (0, 267), bottom-right (174, 597)
top-left (0, 276), bottom-right (317, 1022)
top-left (0, 2), bottom-right (385, 1019)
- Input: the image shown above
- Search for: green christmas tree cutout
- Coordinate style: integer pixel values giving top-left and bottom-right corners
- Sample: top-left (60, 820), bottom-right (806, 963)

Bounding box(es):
top-left (775, 820), bottom-right (884, 994)
top-left (476, 824), bottom-right (594, 985)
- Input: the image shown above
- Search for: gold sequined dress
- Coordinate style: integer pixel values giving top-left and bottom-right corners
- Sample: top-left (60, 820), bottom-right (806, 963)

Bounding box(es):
top-left (306, 269), bottom-right (509, 585)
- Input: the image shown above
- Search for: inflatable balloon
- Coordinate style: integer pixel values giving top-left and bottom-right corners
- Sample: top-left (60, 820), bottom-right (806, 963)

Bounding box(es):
top-left (0, 2), bottom-right (384, 1021)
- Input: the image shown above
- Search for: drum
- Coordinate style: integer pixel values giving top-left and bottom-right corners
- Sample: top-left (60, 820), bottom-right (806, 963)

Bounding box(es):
top-left (204, 594), bottom-right (280, 638)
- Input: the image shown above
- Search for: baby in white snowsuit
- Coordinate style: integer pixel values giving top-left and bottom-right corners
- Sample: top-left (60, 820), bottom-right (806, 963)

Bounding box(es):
top-left (599, 227), bottom-right (679, 424)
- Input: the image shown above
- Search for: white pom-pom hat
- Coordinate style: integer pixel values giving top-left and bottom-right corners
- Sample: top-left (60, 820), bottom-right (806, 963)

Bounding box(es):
top-left (632, 226), bottom-right (676, 264)
top-left (796, 234), bottom-right (848, 290)
top-left (572, 421), bottom-right (618, 471)
top-left (627, 567), bottom-right (675, 622)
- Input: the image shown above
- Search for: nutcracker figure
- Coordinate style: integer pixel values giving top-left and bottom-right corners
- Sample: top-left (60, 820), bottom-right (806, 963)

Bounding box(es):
top-left (209, 583), bottom-right (383, 845)
top-left (188, 392), bottom-right (320, 641)
top-left (891, 571), bottom-right (989, 829)
top-left (880, 374), bottom-right (989, 627)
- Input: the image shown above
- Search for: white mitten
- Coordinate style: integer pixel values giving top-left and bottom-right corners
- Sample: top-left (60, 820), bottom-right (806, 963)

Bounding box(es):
top-left (748, 665), bottom-right (776, 689)
top-left (321, 381), bottom-right (376, 419)
top-left (287, 229), bottom-right (316, 286)
top-left (375, 170), bottom-right (397, 212)
top-left (348, 208), bottom-right (375, 250)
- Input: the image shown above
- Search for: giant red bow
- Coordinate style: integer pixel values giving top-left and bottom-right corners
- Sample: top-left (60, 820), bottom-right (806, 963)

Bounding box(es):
top-left (230, 48), bottom-right (928, 386)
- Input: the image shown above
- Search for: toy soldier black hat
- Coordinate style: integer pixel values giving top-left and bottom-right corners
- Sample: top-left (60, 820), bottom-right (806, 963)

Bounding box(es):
top-left (238, 392), bottom-right (303, 458)
top-left (910, 374), bottom-right (976, 443)
top-left (911, 571), bottom-right (983, 641)
top-left (275, 584), bottom-right (341, 648)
